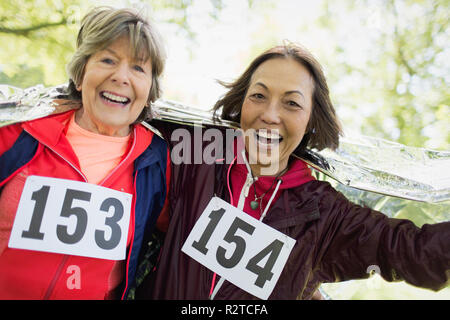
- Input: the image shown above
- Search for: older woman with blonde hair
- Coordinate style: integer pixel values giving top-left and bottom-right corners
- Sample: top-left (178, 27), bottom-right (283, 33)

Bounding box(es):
top-left (0, 6), bottom-right (170, 299)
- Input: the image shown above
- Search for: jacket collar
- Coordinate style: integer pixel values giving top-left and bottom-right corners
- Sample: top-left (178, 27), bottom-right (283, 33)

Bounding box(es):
top-left (219, 155), bottom-right (321, 229)
top-left (22, 110), bottom-right (79, 166)
top-left (22, 110), bottom-right (154, 171)
top-left (221, 135), bottom-right (317, 224)
top-left (22, 110), bottom-right (73, 148)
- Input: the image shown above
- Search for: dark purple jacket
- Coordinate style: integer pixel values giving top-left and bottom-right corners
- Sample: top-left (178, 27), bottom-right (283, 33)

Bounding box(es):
top-left (137, 121), bottom-right (450, 299)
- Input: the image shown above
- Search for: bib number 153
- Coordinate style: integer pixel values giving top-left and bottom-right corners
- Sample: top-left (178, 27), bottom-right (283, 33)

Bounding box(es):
top-left (181, 197), bottom-right (296, 300)
top-left (8, 176), bottom-right (132, 260)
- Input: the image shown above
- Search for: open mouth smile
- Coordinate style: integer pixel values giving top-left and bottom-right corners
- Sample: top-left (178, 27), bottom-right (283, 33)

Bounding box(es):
top-left (100, 91), bottom-right (131, 106)
top-left (255, 129), bottom-right (283, 147)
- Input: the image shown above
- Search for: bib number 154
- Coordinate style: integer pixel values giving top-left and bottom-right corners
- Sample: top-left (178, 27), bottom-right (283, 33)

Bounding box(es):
top-left (181, 197), bottom-right (296, 300)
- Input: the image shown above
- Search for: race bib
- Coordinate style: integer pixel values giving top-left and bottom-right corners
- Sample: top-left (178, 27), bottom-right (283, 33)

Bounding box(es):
top-left (9, 176), bottom-right (132, 260)
top-left (181, 197), bottom-right (296, 300)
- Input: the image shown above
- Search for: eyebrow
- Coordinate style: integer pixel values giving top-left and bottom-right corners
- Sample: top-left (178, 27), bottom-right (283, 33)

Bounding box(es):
top-left (253, 82), bottom-right (305, 99)
top-left (105, 48), bottom-right (118, 56)
top-left (104, 47), bottom-right (147, 63)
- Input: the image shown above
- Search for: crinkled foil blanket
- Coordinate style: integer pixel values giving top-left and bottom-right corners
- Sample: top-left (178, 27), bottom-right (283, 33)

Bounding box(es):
top-left (1, 83), bottom-right (449, 299)
top-left (1, 84), bottom-right (448, 224)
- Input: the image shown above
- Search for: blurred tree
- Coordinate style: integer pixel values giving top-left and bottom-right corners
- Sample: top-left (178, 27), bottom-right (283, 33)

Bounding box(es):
top-left (0, 0), bottom-right (82, 86)
top-left (0, 0), bottom-right (225, 87)
top-left (364, 0), bottom-right (449, 150)
top-left (320, 0), bottom-right (449, 149)
top-left (1, 0), bottom-right (447, 149)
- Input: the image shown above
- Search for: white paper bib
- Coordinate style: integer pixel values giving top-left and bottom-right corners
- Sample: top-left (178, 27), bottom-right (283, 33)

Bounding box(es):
top-left (9, 175), bottom-right (132, 260)
top-left (182, 196), bottom-right (296, 300)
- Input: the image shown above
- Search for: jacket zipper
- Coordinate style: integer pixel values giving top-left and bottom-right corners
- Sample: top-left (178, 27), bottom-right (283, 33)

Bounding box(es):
top-left (99, 127), bottom-right (137, 186)
top-left (24, 129), bottom-right (89, 299)
top-left (237, 173), bottom-right (256, 211)
top-left (211, 156), bottom-right (261, 299)
top-left (43, 255), bottom-right (70, 299)
top-left (120, 170), bottom-right (139, 300)
top-left (101, 128), bottom-right (137, 300)
top-left (33, 128), bottom-right (138, 299)
top-left (25, 130), bottom-right (89, 182)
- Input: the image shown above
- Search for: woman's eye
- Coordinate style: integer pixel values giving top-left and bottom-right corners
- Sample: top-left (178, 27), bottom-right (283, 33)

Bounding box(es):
top-left (251, 93), bottom-right (265, 100)
top-left (287, 100), bottom-right (301, 108)
top-left (133, 65), bottom-right (145, 73)
top-left (101, 58), bottom-right (114, 65)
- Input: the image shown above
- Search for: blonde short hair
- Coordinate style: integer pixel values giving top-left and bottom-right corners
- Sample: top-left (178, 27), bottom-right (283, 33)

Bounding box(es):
top-left (66, 6), bottom-right (166, 116)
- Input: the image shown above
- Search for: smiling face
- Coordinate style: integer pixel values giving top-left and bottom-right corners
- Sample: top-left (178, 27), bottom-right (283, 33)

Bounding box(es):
top-left (75, 35), bottom-right (153, 137)
top-left (240, 57), bottom-right (314, 176)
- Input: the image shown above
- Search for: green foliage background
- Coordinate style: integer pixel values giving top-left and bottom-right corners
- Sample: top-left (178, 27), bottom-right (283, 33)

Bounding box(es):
top-left (0, 0), bottom-right (448, 299)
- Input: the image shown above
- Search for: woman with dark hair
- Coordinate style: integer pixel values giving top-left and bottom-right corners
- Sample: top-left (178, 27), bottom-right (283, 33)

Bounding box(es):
top-left (0, 7), bottom-right (170, 299)
top-left (137, 43), bottom-right (449, 300)
top-left (214, 44), bottom-right (341, 154)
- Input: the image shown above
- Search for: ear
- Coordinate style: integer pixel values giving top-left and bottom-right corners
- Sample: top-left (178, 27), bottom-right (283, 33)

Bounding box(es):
top-left (76, 66), bottom-right (87, 92)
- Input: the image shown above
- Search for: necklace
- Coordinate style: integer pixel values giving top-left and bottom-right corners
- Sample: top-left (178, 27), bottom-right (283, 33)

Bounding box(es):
top-left (249, 167), bottom-right (288, 210)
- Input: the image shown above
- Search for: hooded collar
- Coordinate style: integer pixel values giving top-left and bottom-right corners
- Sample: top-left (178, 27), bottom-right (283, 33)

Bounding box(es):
top-left (229, 137), bottom-right (315, 220)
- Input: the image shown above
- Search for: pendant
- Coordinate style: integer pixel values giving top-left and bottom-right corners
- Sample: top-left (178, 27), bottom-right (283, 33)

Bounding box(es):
top-left (250, 200), bottom-right (259, 210)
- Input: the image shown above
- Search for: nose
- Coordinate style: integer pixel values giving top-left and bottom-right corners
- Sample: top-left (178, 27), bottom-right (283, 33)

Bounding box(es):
top-left (259, 100), bottom-right (281, 124)
top-left (111, 62), bottom-right (130, 86)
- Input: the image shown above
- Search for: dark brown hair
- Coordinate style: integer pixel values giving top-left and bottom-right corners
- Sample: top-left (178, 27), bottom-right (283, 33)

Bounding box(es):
top-left (213, 43), bottom-right (342, 152)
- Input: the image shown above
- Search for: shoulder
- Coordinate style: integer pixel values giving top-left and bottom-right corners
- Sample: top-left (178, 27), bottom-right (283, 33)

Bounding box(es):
top-left (295, 180), bottom-right (391, 230)
top-left (290, 179), bottom-right (339, 199)
top-left (288, 179), bottom-right (361, 216)
top-left (148, 119), bottom-right (235, 144)
top-left (0, 111), bottom-right (78, 156)
top-left (0, 122), bottom-right (25, 155)
top-left (134, 123), bottom-right (169, 166)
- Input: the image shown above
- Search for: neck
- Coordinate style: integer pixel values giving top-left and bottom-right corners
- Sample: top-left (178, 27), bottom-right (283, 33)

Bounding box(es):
top-left (250, 161), bottom-right (289, 177)
top-left (75, 109), bottom-right (131, 137)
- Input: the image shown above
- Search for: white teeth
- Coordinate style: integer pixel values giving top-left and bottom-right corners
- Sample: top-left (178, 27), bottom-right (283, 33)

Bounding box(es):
top-left (102, 92), bottom-right (129, 103)
top-left (255, 130), bottom-right (282, 148)
top-left (257, 130), bottom-right (282, 140)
